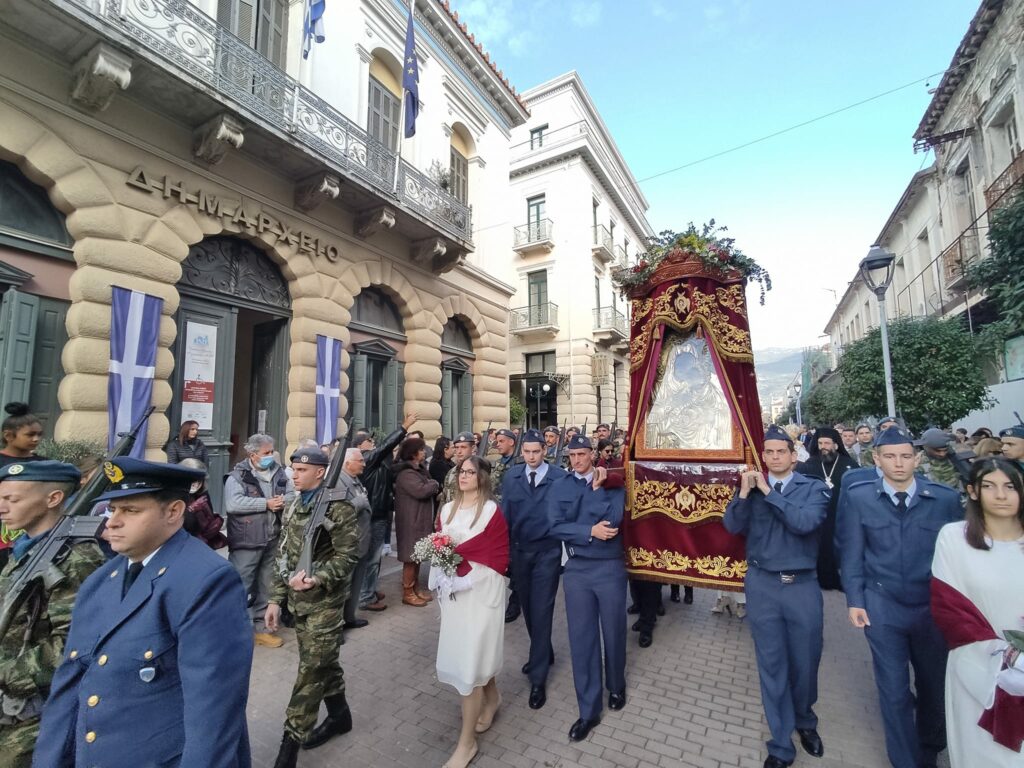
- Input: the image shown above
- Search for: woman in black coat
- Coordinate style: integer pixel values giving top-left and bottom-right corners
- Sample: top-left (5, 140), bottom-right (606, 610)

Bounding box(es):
top-left (428, 436), bottom-right (454, 487)
top-left (165, 420), bottom-right (210, 466)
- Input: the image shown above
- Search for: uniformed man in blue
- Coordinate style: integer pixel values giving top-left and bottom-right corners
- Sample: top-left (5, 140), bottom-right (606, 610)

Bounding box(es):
top-left (500, 429), bottom-right (567, 710)
top-left (723, 426), bottom-right (830, 768)
top-left (33, 457), bottom-right (253, 768)
top-left (548, 434), bottom-right (626, 742)
top-left (1000, 424), bottom-right (1024, 472)
top-left (836, 426), bottom-right (962, 768)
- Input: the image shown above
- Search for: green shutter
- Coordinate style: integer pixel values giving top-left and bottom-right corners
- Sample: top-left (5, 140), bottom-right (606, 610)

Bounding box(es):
top-left (441, 368), bottom-right (453, 436)
top-left (396, 361), bottom-right (405, 425)
top-left (0, 289), bottom-right (39, 407)
top-left (351, 354), bottom-right (367, 430)
top-left (460, 373), bottom-right (473, 434)
top-left (28, 297), bottom-right (68, 438)
top-left (383, 359), bottom-right (399, 433)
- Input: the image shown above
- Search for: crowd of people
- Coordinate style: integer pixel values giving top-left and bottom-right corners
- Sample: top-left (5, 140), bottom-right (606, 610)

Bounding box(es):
top-left (1, 397), bottom-right (1023, 768)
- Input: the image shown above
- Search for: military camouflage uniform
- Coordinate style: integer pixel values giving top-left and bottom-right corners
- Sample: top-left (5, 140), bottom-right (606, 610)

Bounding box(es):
top-left (270, 491), bottom-right (359, 742)
top-left (859, 446), bottom-right (876, 468)
top-left (0, 538), bottom-right (104, 767)
top-left (917, 452), bottom-right (964, 493)
top-left (491, 455), bottom-right (515, 503)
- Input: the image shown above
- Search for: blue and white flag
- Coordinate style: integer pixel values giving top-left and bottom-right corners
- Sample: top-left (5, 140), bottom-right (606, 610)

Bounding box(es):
top-left (315, 334), bottom-right (342, 445)
top-left (108, 286), bottom-right (162, 457)
top-left (402, 2), bottom-right (419, 138)
top-left (302, 0), bottom-right (325, 59)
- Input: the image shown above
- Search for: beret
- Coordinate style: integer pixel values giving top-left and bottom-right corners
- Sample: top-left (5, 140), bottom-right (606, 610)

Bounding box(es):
top-left (0, 459), bottom-right (81, 484)
top-left (290, 447), bottom-right (329, 466)
top-left (568, 435), bottom-right (592, 450)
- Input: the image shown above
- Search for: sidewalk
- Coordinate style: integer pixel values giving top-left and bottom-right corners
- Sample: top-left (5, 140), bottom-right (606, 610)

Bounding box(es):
top-left (245, 555), bottom-right (940, 767)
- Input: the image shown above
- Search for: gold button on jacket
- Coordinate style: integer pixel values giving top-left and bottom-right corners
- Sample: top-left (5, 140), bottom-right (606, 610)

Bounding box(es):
top-left (87, 695), bottom-right (100, 707)
top-left (97, 655), bottom-right (108, 666)
top-left (85, 731), bottom-right (96, 743)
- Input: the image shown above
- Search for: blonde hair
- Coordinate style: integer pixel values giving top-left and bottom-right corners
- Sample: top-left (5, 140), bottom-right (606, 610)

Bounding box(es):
top-left (446, 455), bottom-right (494, 528)
top-left (783, 424), bottom-right (802, 442)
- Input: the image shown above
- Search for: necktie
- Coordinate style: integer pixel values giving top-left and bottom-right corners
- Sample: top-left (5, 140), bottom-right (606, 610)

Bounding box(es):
top-left (894, 491), bottom-right (909, 514)
top-left (774, 481), bottom-right (783, 494)
top-left (529, 471), bottom-right (537, 489)
top-left (123, 561), bottom-right (144, 599)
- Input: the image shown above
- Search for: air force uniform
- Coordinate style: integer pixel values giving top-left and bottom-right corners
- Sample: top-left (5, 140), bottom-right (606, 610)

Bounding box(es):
top-left (835, 427), bottom-right (962, 768)
top-left (33, 459), bottom-right (253, 768)
top-left (548, 436), bottom-right (626, 732)
top-left (723, 427), bottom-right (830, 766)
top-left (500, 431), bottom-right (567, 692)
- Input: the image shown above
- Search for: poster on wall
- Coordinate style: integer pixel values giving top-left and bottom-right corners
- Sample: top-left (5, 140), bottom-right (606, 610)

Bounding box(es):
top-left (1005, 335), bottom-right (1024, 382)
top-left (182, 321), bottom-right (217, 429)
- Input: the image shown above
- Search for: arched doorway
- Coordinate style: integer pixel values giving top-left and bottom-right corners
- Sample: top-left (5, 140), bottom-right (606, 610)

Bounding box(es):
top-left (171, 236), bottom-right (291, 509)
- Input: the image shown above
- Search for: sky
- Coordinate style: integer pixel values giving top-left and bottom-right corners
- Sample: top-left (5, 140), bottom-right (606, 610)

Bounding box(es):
top-left (449, 0), bottom-right (977, 349)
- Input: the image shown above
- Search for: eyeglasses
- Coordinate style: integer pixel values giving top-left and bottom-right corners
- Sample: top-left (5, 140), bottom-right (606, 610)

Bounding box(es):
top-left (458, 469), bottom-right (478, 476)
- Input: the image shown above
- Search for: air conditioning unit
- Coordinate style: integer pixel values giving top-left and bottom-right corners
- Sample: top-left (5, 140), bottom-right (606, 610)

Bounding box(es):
top-left (592, 353), bottom-right (612, 385)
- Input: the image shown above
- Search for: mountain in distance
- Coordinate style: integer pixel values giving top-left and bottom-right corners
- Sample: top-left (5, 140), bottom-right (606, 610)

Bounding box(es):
top-left (751, 347), bottom-right (804, 408)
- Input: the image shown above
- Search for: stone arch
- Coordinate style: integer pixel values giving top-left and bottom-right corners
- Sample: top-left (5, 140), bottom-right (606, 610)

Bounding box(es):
top-left (369, 47), bottom-right (403, 97)
top-left (450, 122), bottom-right (476, 158)
top-left (432, 294), bottom-right (490, 348)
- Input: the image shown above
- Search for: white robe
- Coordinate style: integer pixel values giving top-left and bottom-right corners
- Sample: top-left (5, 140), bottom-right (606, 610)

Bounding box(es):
top-left (931, 522), bottom-right (1024, 767)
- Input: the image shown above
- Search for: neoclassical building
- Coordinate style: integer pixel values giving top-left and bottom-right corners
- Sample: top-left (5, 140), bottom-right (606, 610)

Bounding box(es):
top-left (0, 0), bottom-right (527, 504)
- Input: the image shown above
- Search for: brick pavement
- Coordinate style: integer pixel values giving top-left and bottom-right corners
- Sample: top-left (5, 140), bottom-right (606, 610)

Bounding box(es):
top-left (246, 556), bottom-right (948, 768)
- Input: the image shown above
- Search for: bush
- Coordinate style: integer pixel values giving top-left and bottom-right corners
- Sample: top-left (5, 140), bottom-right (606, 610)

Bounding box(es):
top-left (36, 438), bottom-right (105, 467)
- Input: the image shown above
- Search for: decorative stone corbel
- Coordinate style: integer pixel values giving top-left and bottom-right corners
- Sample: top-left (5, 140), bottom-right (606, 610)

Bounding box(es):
top-left (434, 248), bottom-right (466, 274)
top-left (294, 172), bottom-right (341, 212)
top-left (410, 237), bottom-right (447, 268)
top-left (356, 206), bottom-right (397, 238)
top-left (70, 43), bottom-right (132, 112)
top-left (192, 114), bottom-right (245, 165)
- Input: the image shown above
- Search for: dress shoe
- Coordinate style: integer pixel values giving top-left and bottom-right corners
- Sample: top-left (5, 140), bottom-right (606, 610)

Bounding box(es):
top-left (363, 600), bottom-right (387, 612)
top-left (638, 630), bottom-right (653, 648)
top-left (504, 604), bottom-right (521, 623)
top-left (521, 661), bottom-right (530, 675)
top-left (627, 603), bottom-right (639, 614)
top-left (303, 693), bottom-right (352, 749)
top-left (528, 684), bottom-right (546, 709)
top-left (631, 619), bottom-right (641, 632)
top-left (797, 728), bottom-right (824, 757)
top-left (670, 585), bottom-right (681, 602)
top-left (346, 618), bottom-right (369, 630)
top-left (568, 718), bottom-right (599, 742)
top-left (608, 691), bottom-right (626, 710)
top-left (762, 757), bottom-right (792, 768)
top-left (684, 586), bottom-right (694, 604)
top-left (273, 734), bottom-right (300, 768)
top-left (254, 632), bottom-right (284, 648)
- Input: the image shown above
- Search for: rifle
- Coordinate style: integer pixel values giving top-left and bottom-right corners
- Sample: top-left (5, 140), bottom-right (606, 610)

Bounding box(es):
top-left (548, 419), bottom-right (568, 465)
top-left (476, 421), bottom-right (493, 458)
top-left (293, 423), bottom-right (356, 579)
top-left (0, 405), bottom-right (155, 643)
top-left (512, 424), bottom-right (526, 464)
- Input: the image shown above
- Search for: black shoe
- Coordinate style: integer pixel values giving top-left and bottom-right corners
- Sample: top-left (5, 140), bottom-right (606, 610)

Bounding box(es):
top-left (608, 692), bottom-right (626, 710)
top-left (504, 605), bottom-right (520, 623)
top-left (521, 662), bottom-right (530, 675)
top-left (528, 684), bottom-right (547, 709)
top-left (638, 631), bottom-right (653, 648)
top-left (670, 585), bottom-right (681, 603)
top-left (303, 694), bottom-right (352, 749)
top-left (568, 718), bottom-right (599, 741)
top-left (797, 728), bottom-right (824, 758)
top-left (273, 735), bottom-right (300, 768)
top-left (627, 603), bottom-right (639, 614)
top-left (631, 619), bottom-right (641, 632)
top-left (684, 586), bottom-right (694, 604)
top-left (763, 757), bottom-right (792, 768)
top-left (346, 618), bottom-right (369, 630)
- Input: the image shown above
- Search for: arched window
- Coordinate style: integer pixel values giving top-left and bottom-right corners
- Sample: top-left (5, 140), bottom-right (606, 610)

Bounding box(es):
top-left (349, 288), bottom-right (406, 433)
top-left (449, 124), bottom-right (474, 204)
top-left (440, 317), bottom-right (474, 436)
top-left (0, 160), bottom-right (72, 255)
top-left (368, 53), bottom-right (401, 151)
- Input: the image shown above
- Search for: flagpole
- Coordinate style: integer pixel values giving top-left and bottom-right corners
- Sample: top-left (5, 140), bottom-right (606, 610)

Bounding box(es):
top-left (393, 0), bottom-right (414, 194)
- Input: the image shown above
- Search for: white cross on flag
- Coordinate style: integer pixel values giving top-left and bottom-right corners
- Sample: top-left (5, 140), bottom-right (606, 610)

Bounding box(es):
top-left (108, 286), bottom-right (162, 457)
top-left (315, 334), bottom-right (342, 445)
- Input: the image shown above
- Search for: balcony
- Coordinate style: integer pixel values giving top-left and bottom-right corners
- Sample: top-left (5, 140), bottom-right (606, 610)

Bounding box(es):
top-left (592, 306), bottom-right (627, 347)
top-left (592, 225), bottom-right (614, 262)
top-left (984, 149), bottom-right (1024, 212)
top-left (940, 227), bottom-right (982, 288)
top-left (513, 219), bottom-right (555, 255)
top-left (15, 0), bottom-right (472, 252)
top-left (613, 245), bottom-right (628, 270)
top-left (509, 302), bottom-right (559, 337)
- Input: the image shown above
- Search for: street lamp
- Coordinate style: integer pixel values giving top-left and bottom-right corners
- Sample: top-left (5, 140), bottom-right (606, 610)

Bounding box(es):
top-left (859, 245), bottom-right (897, 419)
top-left (531, 382), bottom-right (551, 429)
top-left (793, 383), bottom-right (803, 426)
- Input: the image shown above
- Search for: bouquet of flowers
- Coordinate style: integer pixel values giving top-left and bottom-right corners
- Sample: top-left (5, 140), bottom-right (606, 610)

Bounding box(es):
top-left (413, 532), bottom-right (471, 600)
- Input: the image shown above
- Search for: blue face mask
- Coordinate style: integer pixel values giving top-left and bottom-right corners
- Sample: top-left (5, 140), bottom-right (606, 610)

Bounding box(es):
top-left (257, 455), bottom-right (275, 470)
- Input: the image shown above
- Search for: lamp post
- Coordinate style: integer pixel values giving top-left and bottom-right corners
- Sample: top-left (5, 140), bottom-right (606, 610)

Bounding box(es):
top-left (793, 383), bottom-right (803, 426)
top-left (859, 245), bottom-right (897, 419)
top-left (531, 382), bottom-right (551, 429)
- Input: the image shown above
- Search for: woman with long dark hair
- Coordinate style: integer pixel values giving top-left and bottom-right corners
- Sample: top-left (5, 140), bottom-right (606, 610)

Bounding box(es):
top-left (931, 458), bottom-right (1024, 766)
top-left (433, 454), bottom-right (509, 768)
top-left (0, 402), bottom-right (43, 467)
top-left (165, 419), bottom-right (209, 466)
top-left (429, 436), bottom-right (455, 487)
top-left (392, 436), bottom-right (440, 606)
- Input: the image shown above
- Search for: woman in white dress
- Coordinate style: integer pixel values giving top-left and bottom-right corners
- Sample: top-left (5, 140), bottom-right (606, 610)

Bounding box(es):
top-left (931, 457), bottom-right (1024, 767)
top-left (433, 455), bottom-right (509, 768)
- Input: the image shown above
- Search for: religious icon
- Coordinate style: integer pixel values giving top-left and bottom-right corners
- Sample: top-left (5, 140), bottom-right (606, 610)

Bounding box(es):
top-left (645, 333), bottom-right (732, 450)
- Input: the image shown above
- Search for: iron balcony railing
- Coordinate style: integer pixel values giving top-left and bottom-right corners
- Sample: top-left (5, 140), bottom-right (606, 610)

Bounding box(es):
top-left (613, 244), bottom-right (628, 269)
top-left (56, 0), bottom-right (471, 242)
top-left (509, 302), bottom-right (558, 331)
top-left (592, 224), bottom-right (612, 251)
top-left (593, 306), bottom-right (627, 336)
top-left (984, 149), bottom-right (1024, 211)
top-left (513, 218), bottom-right (554, 248)
top-left (940, 227), bottom-right (982, 286)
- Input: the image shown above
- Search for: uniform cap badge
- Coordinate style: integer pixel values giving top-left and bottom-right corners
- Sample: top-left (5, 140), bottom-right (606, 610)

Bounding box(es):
top-left (6, 464), bottom-right (23, 475)
top-left (300, 455), bottom-right (309, 463)
top-left (103, 461), bottom-right (125, 483)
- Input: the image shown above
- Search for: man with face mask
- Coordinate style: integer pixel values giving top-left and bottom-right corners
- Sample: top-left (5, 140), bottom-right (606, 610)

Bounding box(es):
top-left (796, 426), bottom-right (859, 591)
top-left (225, 433), bottom-right (296, 647)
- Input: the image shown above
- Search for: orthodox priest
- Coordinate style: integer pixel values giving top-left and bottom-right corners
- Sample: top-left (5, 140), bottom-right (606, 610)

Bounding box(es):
top-left (796, 426), bottom-right (858, 590)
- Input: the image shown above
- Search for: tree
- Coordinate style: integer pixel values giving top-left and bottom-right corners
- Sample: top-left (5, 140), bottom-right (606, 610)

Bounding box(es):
top-left (836, 315), bottom-right (989, 432)
top-left (508, 395), bottom-right (526, 427)
top-left (803, 379), bottom-right (848, 427)
top-left (968, 190), bottom-right (1024, 358)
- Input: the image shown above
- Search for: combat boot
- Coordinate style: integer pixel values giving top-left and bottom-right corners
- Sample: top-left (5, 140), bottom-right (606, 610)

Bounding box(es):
top-left (273, 734), bottom-right (300, 768)
top-left (303, 692), bottom-right (353, 749)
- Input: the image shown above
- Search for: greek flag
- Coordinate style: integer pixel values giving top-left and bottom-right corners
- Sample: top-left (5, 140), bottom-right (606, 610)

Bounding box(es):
top-left (108, 287), bottom-right (162, 457)
top-left (302, 0), bottom-right (325, 59)
top-left (315, 334), bottom-right (342, 445)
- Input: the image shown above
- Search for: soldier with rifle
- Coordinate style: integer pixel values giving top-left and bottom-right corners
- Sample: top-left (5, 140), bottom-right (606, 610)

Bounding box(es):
top-left (0, 460), bottom-right (104, 766)
top-left (266, 442), bottom-right (360, 768)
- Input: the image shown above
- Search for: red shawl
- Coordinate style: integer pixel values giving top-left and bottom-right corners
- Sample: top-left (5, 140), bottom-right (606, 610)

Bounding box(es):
top-left (932, 577), bottom-right (1024, 752)
top-left (436, 505), bottom-right (510, 578)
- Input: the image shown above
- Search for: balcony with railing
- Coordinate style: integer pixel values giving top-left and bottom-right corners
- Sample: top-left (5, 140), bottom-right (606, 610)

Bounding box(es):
top-left (26, 0), bottom-right (472, 248)
top-left (940, 226), bottom-right (983, 288)
top-left (984, 149), bottom-right (1024, 212)
top-left (509, 302), bottom-right (559, 337)
top-left (591, 225), bottom-right (614, 262)
top-left (592, 306), bottom-right (627, 346)
top-left (513, 219), bottom-right (555, 255)
top-left (613, 244), bottom-right (628, 270)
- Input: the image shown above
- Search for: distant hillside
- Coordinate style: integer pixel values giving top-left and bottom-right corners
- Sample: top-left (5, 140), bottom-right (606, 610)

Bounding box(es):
top-left (752, 347), bottom-right (803, 408)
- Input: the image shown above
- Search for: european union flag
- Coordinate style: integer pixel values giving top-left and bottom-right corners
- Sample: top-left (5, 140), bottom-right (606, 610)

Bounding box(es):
top-left (402, 4), bottom-right (419, 138)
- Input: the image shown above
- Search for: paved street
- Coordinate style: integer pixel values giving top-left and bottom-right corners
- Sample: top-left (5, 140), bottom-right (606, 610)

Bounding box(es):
top-left (246, 554), bottom-right (938, 768)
